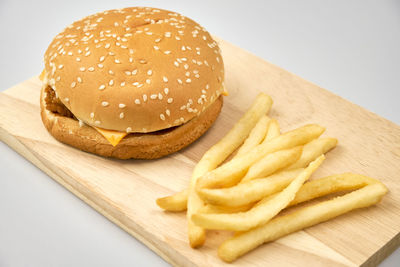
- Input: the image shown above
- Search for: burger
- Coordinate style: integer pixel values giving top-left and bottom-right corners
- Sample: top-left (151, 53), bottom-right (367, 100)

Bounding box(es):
top-left (40, 7), bottom-right (225, 159)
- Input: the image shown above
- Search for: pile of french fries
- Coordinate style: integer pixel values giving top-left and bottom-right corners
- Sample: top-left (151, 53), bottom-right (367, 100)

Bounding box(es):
top-left (156, 93), bottom-right (387, 262)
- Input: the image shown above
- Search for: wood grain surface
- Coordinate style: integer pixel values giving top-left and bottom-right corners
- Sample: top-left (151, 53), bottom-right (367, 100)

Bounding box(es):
top-left (1, 38), bottom-right (400, 266)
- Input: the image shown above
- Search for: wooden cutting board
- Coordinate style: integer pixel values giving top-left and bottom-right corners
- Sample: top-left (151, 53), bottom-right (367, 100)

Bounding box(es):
top-left (1, 38), bottom-right (400, 267)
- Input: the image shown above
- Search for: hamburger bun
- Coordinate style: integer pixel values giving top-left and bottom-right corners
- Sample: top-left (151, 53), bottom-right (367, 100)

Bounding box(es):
top-left (41, 7), bottom-right (225, 159)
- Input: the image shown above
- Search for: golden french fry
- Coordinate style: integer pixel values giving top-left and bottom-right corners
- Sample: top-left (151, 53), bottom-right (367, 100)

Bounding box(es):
top-left (196, 124), bottom-right (325, 190)
top-left (156, 189), bottom-right (188, 212)
top-left (192, 156), bottom-right (325, 231)
top-left (287, 137), bottom-right (337, 170)
top-left (241, 146), bottom-right (303, 182)
top-left (199, 203), bottom-right (255, 214)
top-left (187, 93), bottom-right (273, 248)
top-left (289, 173), bottom-right (376, 206)
top-left (235, 115), bottom-right (270, 157)
top-left (218, 181), bottom-right (387, 262)
top-left (197, 168), bottom-right (303, 207)
top-left (264, 118), bottom-right (280, 141)
top-left (157, 97), bottom-right (273, 213)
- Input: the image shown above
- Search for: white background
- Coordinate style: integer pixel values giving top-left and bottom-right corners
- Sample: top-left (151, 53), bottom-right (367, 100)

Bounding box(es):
top-left (0, 0), bottom-right (399, 266)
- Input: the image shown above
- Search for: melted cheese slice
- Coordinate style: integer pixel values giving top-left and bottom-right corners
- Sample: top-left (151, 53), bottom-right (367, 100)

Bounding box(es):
top-left (94, 127), bottom-right (127, 147)
top-left (39, 69), bottom-right (46, 81)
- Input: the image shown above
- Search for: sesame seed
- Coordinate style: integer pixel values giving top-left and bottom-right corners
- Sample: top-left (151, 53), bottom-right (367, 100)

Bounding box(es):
top-left (99, 85), bottom-right (105, 90)
top-left (186, 78), bottom-right (191, 83)
top-left (206, 84), bottom-right (210, 89)
top-left (76, 57), bottom-right (81, 62)
top-left (181, 57), bottom-right (187, 61)
top-left (109, 80), bottom-right (114, 86)
top-left (109, 70), bottom-right (114, 75)
top-left (126, 127), bottom-right (132, 132)
top-left (158, 93), bottom-right (163, 100)
top-left (58, 65), bottom-right (64, 69)
top-left (164, 88), bottom-right (169, 94)
top-left (177, 79), bottom-right (183, 84)
top-left (146, 79), bottom-right (151, 84)
top-left (71, 82), bottom-right (76, 88)
top-left (184, 64), bottom-right (189, 70)
top-left (90, 112), bottom-right (94, 118)
top-left (78, 49), bottom-right (82, 54)
top-left (56, 76), bottom-right (61, 81)
top-left (77, 77), bottom-right (82, 83)
top-left (167, 98), bottom-right (173, 103)
top-left (115, 59), bottom-right (121, 64)
top-left (85, 51), bottom-right (91, 56)
top-left (163, 76), bottom-right (168, 82)
top-left (129, 57), bottom-right (133, 63)
top-left (98, 64), bottom-right (104, 68)
top-left (181, 46), bottom-right (186, 51)
top-left (105, 43), bottom-right (111, 49)
top-left (95, 120), bottom-right (101, 125)
top-left (132, 69), bottom-right (138, 75)
top-left (166, 109), bottom-right (170, 116)
top-left (164, 51), bottom-right (171, 54)
top-left (134, 99), bottom-right (141, 105)
top-left (147, 70), bottom-right (152, 75)
top-left (99, 56), bottom-right (105, 62)
top-left (160, 114), bottom-right (165, 120)
top-left (119, 103), bottom-right (126, 108)
top-left (67, 51), bottom-right (73, 56)
top-left (150, 94), bottom-right (157, 99)
top-left (174, 61), bottom-right (179, 67)
top-left (88, 67), bottom-right (95, 72)
top-left (153, 46), bottom-right (159, 50)
top-left (125, 71), bottom-right (131, 75)
top-left (155, 38), bottom-right (161, 43)
top-left (119, 112), bottom-right (124, 119)
top-left (102, 101), bottom-right (109, 107)
top-left (109, 51), bottom-right (115, 56)
top-left (121, 82), bottom-right (126, 86)
top-left (64, 97), bottom-right (69, 102)
top-left (143, 94), bottom-right (148, 102)
top-left (165, 32), bottom-right (171, 37)
top-left (185, 71), bottom-right (190, 77)
top-left (145, 32), bottom-right (153, 35)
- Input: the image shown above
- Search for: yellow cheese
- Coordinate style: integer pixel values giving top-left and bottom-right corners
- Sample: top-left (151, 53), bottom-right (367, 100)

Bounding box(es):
top-left (94, 127), bottom-right (128, 147)
top-left (39, 69), bottom-right (46, 81)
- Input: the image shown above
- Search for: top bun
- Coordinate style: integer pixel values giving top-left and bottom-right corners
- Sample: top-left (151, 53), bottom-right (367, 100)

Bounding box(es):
top-left (44, 7), bottom-right (224, 133)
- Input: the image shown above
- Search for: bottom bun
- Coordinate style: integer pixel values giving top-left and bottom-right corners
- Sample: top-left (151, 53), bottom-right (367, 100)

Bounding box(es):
top-left (40, 86), bottom-right (223, 159)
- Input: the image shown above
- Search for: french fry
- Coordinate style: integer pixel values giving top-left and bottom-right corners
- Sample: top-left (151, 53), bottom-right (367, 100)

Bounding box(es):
top-left (241, 146), bottom-right (303, 182)
top-left (187, 93), bottom-right (273, 248)
top-left (264, 118), bottom-right (280, 141)
top-left (197, 168), bottom-right (304, 207)
top-left (199, 203), bottom-right (255, 214)
top-left (196, 124), bottom-right (325, 190)
top-left (289, 173), bottom-right (376, 206)
top-left (235, 115), bottom-right (270, 157)
top-left (218, 180), bottom-right (387, 262)
top-left (287, 137), bottom-right (337, 170)
top-left (157, 97), bottom-right (272, 213)
top-left (156, 189), bottom-right (188, 212)
top-left (192, 156), bottom-right (325, 231)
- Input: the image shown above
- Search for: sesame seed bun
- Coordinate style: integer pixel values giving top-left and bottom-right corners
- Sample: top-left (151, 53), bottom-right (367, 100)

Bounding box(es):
top-left (40, 85), bottom-right (223, 159)
top-left (43, 7), bottom-right (225, 133)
